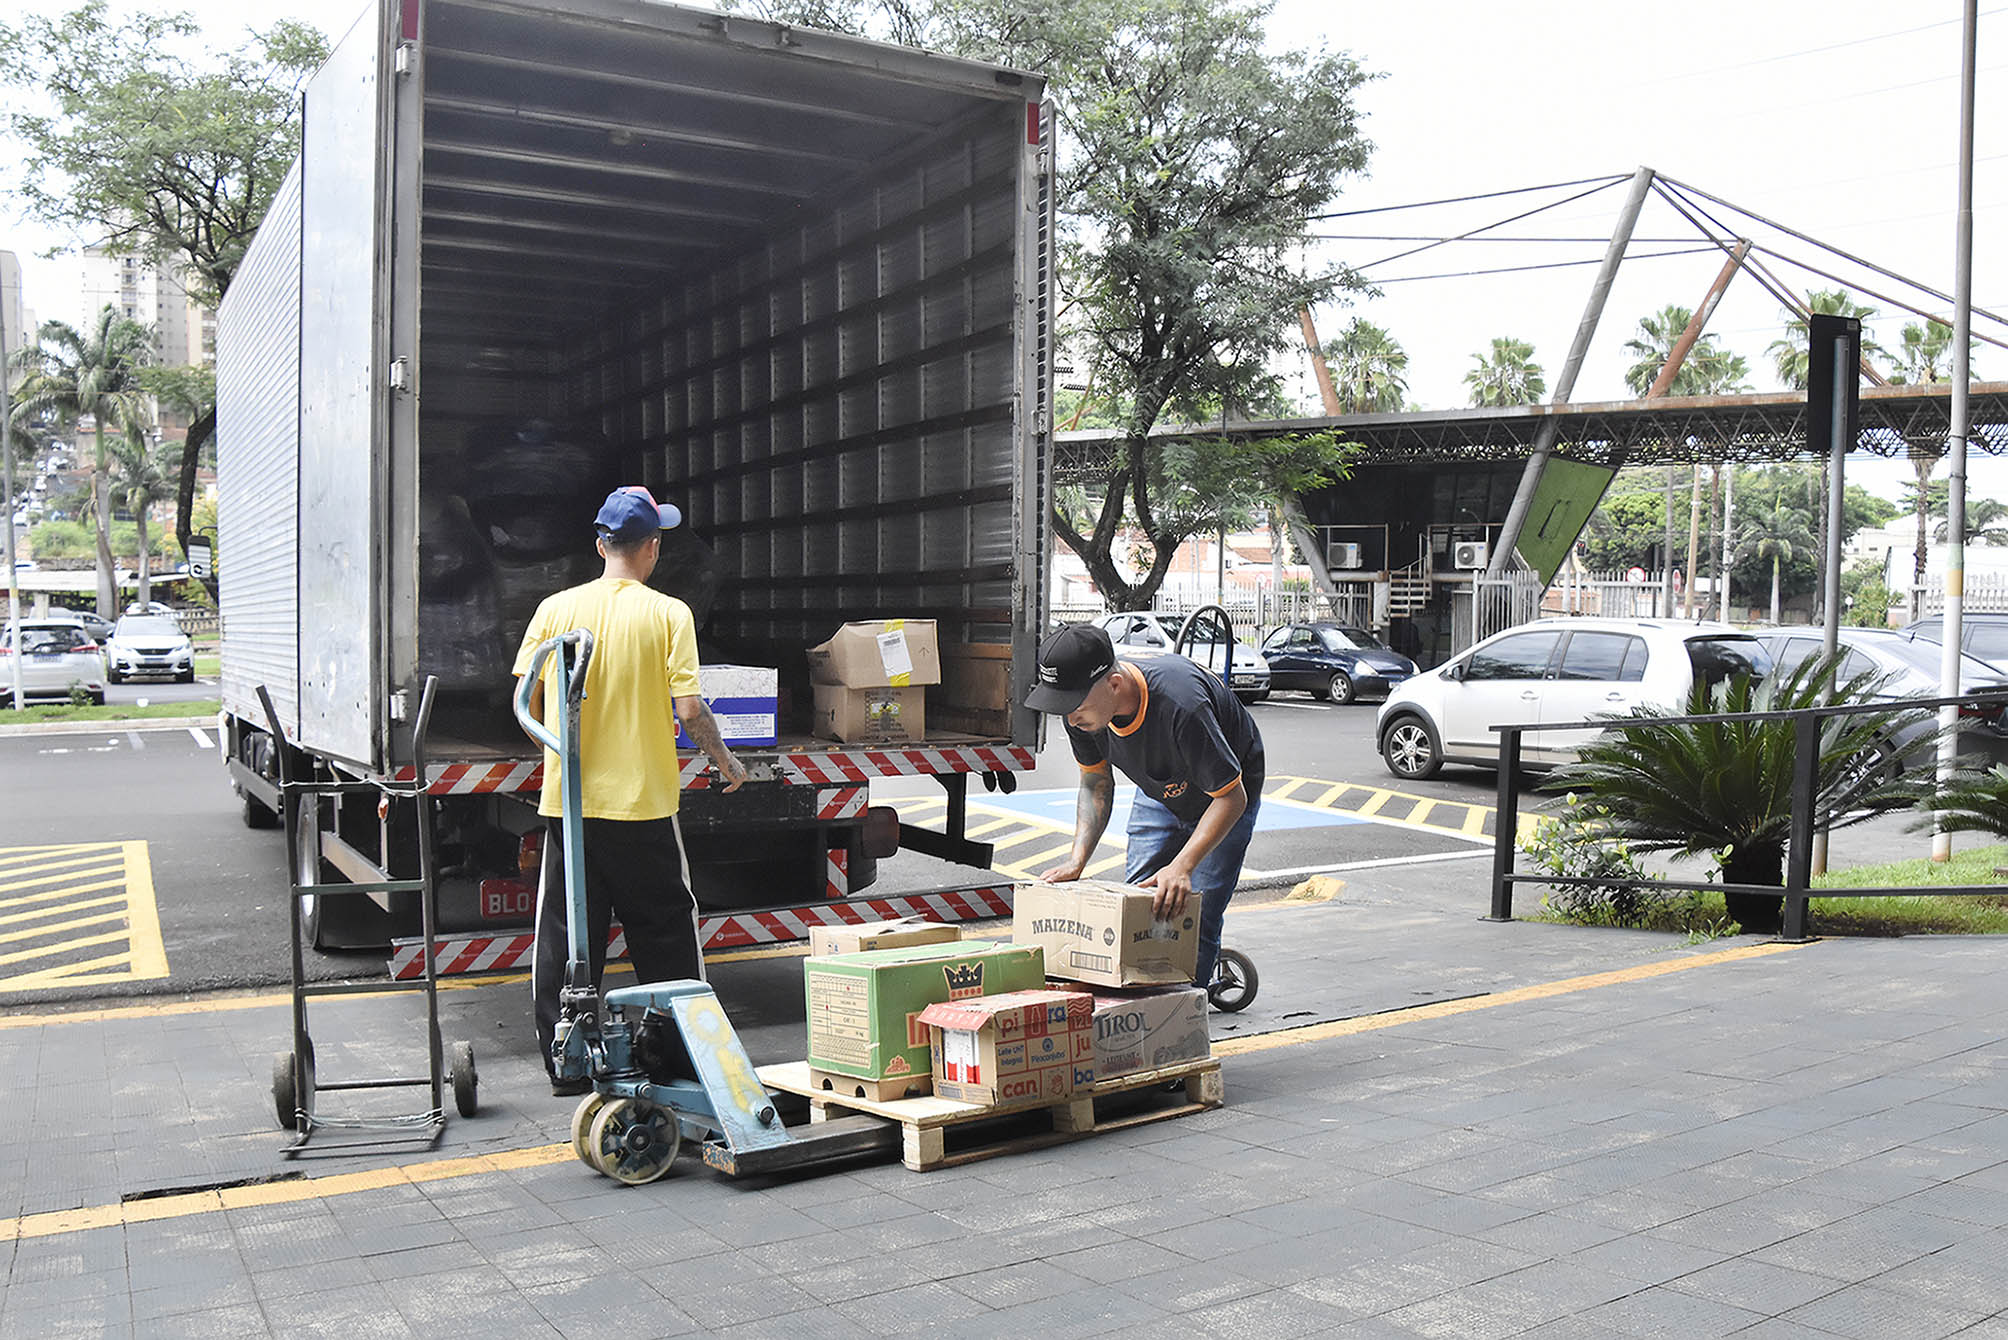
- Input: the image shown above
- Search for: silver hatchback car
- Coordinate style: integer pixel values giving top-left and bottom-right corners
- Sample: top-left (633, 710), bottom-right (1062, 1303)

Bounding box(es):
top-left (1, 620), bottom-right (109, 706)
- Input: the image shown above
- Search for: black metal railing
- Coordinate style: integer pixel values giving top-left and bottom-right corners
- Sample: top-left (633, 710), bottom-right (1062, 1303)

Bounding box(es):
top-left (1488, 689), bottom-right (2008, 942)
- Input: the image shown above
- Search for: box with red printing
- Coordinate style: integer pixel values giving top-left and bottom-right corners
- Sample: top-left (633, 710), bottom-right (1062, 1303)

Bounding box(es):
top-left (918, 989), bottom-right (1095, 1107)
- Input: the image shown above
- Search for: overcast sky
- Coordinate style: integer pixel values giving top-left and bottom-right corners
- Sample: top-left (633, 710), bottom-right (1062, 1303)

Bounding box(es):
top-left (4, 0), bottom-right (2000, 503)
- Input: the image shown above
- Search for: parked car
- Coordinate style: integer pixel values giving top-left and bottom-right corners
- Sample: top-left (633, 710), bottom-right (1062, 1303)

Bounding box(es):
top-left (1260, 622), bottom-right (1417, 704)
top-left (1754, 626), bottom-right (2008, 768)
top-left (1376, 617), bottom-right (1772, 780)
top-left (123, 601), bottom-right (178, 620)
top-left (1093, 610), bottom-right (1271, 703)
top-left (1896, 612), bottom-right (2008, 674)
top-left (0, 620), bottom-right (108, 706)
top-left (104, 613), bottom-right (196, 684)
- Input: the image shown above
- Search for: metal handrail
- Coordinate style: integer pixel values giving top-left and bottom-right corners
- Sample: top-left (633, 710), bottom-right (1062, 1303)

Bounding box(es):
top-left (1487, 687), bottom-right (2008, 941)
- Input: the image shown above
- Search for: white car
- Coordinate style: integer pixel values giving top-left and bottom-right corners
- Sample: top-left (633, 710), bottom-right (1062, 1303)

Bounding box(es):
top-left (1094, 610), bottom-right (1271, 703)
top-left (1376, 617), bottom-right (1773, 779)
top-left (105, 613), bottom-right (196, 684)
top-left (0, 620), bottom-right (108, 706)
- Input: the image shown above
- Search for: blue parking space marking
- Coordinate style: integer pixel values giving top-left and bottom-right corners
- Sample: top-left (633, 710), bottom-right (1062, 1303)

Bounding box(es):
top-left (973, 786), bottom-right (1370, 832)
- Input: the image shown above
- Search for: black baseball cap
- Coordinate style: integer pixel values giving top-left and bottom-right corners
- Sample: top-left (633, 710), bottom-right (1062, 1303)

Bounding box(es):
top-left (1024, 623), bottom-right (1116, 714)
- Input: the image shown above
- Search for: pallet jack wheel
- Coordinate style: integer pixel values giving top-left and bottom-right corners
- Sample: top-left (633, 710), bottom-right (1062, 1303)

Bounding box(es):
top-left (570, 1092), bottom-right (608, 1166)
top-left (271, 1043), bottom-right (316, 1129)
top-left (586, 1098), bottom-right (680, 1185)
top-left (1208, 948), bottom-right (1259, 1013)
top-left (449, 1041), bottom-right (479, 1118)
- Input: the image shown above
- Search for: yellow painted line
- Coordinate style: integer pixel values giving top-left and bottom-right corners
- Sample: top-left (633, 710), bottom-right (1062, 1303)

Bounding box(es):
top-left (0, 908), bottom-right (127, 947)
top-left (0, 867), bottom-right (126, 901)
top-left (0, 928), bottom-right (132, 969)
top-left (1462, 806), bottom-right (1488, 836)
top-left (1309, 783), bottom-right (1348, 809)
top-left (0, 1144), bottom-right (575, 1243)
top-left (0, 894), bottom-right (127, 929)
top-left (0, 939), bottom-right (1815, 1243)
top-left (0, 842), bottom-right (112, 867)
top-left (1408, 799), bottom-right (1437, 827)
top-left (1214, 941), bottom-right (1808, 1057)
top-left (4, 950), bottom-right (136, 991)
top-left (1356, 789), bottom-right (1393, 817)
top-left (123, 840), bottom-right (168, 980)
top-left (964, 816), bottom-right (1021, 839)
top-left (1270, 777), bottom-right (1311, 801)
top-left (0, 853), bottom-right (125, 888)
top-left (1083, 853), bottom-right (1127, 878)
top-left (991, 826), bottom-right (1076, 851)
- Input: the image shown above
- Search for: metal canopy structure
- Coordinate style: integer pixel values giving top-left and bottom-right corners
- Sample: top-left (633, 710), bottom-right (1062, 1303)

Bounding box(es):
top-left (1053, 380), bottom-right (2008, 482)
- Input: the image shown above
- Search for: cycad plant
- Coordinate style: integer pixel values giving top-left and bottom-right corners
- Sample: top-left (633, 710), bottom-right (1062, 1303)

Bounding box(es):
top-left (1545, 657), bottom-right (1933, 932)
top-left (1914, 765), bottom-right (2008, 844)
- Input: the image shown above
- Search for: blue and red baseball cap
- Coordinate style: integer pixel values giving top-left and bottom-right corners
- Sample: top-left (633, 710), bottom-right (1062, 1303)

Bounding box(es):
top-left (595, 485), bottom-right (681, 540)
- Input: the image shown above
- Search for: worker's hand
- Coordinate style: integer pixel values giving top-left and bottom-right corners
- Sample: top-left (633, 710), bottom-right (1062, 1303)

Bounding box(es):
top-left (714, 749), bottom-right (748, 793)
top-left (1038, 858), bottom-right (1086, 883)
top-left (1138, 863), bottom-right (1193, 920)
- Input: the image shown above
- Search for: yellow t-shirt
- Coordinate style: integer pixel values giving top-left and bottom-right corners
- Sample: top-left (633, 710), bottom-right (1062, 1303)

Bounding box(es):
top-left (511, 578), bottom-right (702, 821)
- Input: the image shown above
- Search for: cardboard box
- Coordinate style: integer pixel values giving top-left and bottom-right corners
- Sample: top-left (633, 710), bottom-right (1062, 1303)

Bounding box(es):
top-left (807, 619), bottom-right (941, 688)
top-left (807, 919), bottom-right (961, 956)
top-left (1013, 879), bottom-right (1200, 988)
top-left (920, 989), bottom-right (1096, 1107)
top-left (931, 643), bottom-right (1013, 737)
top-left (803, 940), bottom-right (1045, 1084)
top-left (676, 664), bottom-right (778, 748)
top-left (1088, 986), bottom-right (1211, 1081)
top-left (812, 682), bottom-right (925, 743)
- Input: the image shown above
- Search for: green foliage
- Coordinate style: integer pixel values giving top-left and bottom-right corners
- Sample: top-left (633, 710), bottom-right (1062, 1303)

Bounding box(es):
top-left (1840, 558), bottom-right (1897, 627)
top-left (1579, 486), bottom-right (1677, 572)
top-left (28, 520), bottom-right (92, 558)
top-left (1323, 318), bottom-right (1407, 413)
top-left (1519, 793), bottom-right (1658, 924)
top-left (1464, 336), bottom-right (1545, 407)
top-left (1621, 305), bottom-right (1751, 397)
top-left (1766, 289), bottom-right (1885, 390)
top-left (0, 0), bottom-right (328, 306)
top-left (1914, 765), bottom-right (2008, 844)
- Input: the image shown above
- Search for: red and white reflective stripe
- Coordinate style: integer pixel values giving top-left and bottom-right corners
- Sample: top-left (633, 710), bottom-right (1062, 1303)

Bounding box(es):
top-left (781, 745), bottom-right (1034, 785)
top-left (826, 848), bottom-right (848, 899)
top-left (386, 884), bottom-right (1015, 977)
top-left (815, 786), bottom-right (867, 821)
top-left (388, 761), bottom-right (544, 795)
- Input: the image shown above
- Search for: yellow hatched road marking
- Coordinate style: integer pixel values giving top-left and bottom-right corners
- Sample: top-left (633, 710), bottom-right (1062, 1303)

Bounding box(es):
top-left (5, 950), bottom-right (137, 991)
top-left (0, 908), bottom-right (128, 946)
top-left (0, 849), bottom-right (125, 882)
top-left (1263, 774), bottom-right (1498, 843)
top-left (1356, 789), bottom-right (1394, 816)
top-left (0, 842), bottom-right (119, 869)
top-left (0, 865), bottom-right (127, 900)
top-left (0, 842), bottom-right (169, 990)
top-left (0, 894), bottom-right (127, 928)
top-left (1270, 777), bottom-right (1311, 801)
top-left (1309, 782), bottom-right (1348, 809)
top-left (1462, 806), bottom-right (1489, 835)
top-left (0, 940), bottom-right (1814, 1243)
top-left (1408, 799), bottom-right (1437, 827)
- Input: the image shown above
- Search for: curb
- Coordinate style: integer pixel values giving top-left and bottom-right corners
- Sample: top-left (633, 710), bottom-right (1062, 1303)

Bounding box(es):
top-left (0, 714), bottom-right (218, 739)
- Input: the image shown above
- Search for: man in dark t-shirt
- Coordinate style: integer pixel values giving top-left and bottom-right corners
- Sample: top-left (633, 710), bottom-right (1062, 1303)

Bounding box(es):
top-left (1024, 622), bottom-right (1264, 987)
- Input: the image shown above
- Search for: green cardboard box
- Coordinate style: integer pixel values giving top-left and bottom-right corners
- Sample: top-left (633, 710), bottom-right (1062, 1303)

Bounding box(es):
top-left (804, 939), bottom-right (1045, 1085)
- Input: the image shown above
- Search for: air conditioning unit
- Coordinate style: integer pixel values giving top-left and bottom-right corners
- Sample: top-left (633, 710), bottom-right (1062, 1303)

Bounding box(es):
top-left (1452, 541), bottom-right (1489, 570)
top-left (1326, 542), bottom-right (1364, 571)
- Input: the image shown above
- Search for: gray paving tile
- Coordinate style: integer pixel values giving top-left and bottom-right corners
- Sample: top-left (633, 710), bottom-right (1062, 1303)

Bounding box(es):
top-left (941, 1257), bottom-right (1089, 1309)
top-left (1862, 1240), bottom-right (2008, 1312)
top-left (1663, 1256), bottom-right (1841, 1313)
top-left (1568, 1283), bottom-right (1767, 1337)
top-left (523, 1273), bottom-right (700, 1339)
top-left (829, 1278), bottom-right (992, 1334)
top-left (1779, 1281), bottom-right (1987, 1339)
top-left (135, 1305), bottom-right (274, 1340)
top-left (784, 1250), bottom-right (935, 1304)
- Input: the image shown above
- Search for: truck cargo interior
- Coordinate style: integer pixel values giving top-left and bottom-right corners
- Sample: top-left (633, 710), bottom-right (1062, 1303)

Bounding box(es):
top-left (412, 0), bottom-right (1043, 754)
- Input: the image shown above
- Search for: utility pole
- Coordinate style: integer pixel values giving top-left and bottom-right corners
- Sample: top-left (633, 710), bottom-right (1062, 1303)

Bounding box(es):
top-left (1, 261), bottom-right (25, 713)
top-left (1299, 307), bottom-right (1343, 416)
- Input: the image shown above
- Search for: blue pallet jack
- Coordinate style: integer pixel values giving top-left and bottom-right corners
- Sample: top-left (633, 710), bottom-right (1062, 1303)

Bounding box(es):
top-left (513, 631), bottom-right (898, 1184)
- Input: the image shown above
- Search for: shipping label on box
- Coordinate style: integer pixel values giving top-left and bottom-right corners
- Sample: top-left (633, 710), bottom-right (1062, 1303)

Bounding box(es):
top-left (1089, 986), bottom-right (1211, 1081)
top-left (1013, 879), bottom-right (1200, 988)
top-left (676, 664), bottom-right (779, 748)
top-left (807, 619), bottom-right (942, 688)
top-left (812, 683), bottom-right (925, 743)
top-left (920, 988), bottom-right (1096, 1107)
top-left (803, 940), bottom-right (1045, 1082)
top-left (808, 919), bottom-right (961, 956)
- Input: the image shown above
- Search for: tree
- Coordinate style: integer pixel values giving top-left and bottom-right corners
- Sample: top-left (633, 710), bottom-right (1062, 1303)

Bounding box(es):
top-left (1735, 500), bottom-right (1815, 626)
top-left (1620, 304), bottom-right (1748, 398)
top-left (106, 428), bottom-right (179, 605)
top-left (1765, 288), bottom-right (1884, 391)
top-left (1903, 479), bottom-right (2008, 547)
top-left (0, 1), bottom-right (328, 597)
top-left (1888, 318), bottom-right (1961, 620)
top-left (9, 307), bottom-right (153, 615)
top-left (1464, 337), bottom-right (1546, 407)
top-left (1323, 318), bottom-right (1408, 413)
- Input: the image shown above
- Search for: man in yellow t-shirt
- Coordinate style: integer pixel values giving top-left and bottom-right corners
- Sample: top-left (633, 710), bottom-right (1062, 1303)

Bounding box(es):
top-left (512, 485), bottom-right (747, 1095)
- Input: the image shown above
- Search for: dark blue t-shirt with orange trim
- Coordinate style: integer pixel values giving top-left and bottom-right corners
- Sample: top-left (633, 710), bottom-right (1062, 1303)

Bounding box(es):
top-left (1065, 654), bottom-right (1265, 824)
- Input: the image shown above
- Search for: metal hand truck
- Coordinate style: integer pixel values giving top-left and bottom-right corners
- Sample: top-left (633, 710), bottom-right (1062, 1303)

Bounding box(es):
top-left (1174, 604), bottom-right (1261, 1014)
top-left (258, 676), bottom-right (478, 1152)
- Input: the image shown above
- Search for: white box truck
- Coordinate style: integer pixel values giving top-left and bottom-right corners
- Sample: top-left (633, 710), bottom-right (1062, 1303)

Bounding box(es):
top-left (215, 0), bottom-right (1052, 960)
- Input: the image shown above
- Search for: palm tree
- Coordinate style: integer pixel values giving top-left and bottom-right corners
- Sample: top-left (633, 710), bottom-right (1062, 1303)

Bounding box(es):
top-left (1890, 318), bottom-right (1958, 619)
top-left (1766, 288), bottom-right (1884, 391)
top-left (1621, 304), bottom-right (1750, 398)
top-left (1938, 498), bottom-right (2008, 547)
top-left (106, 427), bottom-right (178, 605)
top-left (1322, 319), bottom-right (1408, 413)
top-left (1548, 658), bottom-right (1931, 933)
top-left (1736, 500), bottom-right (1816, 625)
top-left (9, 308), bottom-right (154, 616)
top-left (1464, 337), bottom-right (1546, 407)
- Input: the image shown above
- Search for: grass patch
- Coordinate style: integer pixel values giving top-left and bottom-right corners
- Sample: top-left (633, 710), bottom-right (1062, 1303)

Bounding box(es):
top-left (194, 654), bottom-right (219, 677)
top-left (1809, 844), bottom-right (2008, 935)
top-left (0, 698), bottom-right (220, 726)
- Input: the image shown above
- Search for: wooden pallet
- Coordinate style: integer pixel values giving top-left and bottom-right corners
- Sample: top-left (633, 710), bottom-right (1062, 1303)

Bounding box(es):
top-left (758, 1057), bottom-right (1223, 1171)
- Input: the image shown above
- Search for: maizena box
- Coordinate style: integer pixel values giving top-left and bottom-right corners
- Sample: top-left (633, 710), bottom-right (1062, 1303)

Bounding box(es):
top-left (1013, 879), bottom-right (1199, 987)
top-left (807, 919), bottom-right (961, 956)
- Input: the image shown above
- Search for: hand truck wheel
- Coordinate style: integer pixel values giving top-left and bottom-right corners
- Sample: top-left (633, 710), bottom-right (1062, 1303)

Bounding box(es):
top-left (449, 1041), bottom-right (479, 1118)
top-left (1208, 947), bottom-right (1259, 1013)
top-left (586, 1097), bottom-right (680, 1185)
top-left (271, 1042), bottom-right (316, 1129)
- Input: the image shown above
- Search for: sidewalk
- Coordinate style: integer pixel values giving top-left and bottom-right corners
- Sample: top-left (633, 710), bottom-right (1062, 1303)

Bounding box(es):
top-left (3, 860), bottom-right (2006, 1338)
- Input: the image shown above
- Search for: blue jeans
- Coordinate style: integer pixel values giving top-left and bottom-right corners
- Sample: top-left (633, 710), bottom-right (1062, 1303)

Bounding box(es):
top-left (1123, 791), bottom-right (1260, 987)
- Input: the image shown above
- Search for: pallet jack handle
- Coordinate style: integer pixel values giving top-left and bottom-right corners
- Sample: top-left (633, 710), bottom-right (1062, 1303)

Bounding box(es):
top-left (512, 629), bottom-right (596, 992)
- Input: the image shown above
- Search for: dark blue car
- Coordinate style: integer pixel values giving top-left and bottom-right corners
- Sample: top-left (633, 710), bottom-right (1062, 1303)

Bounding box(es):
top-left (1259, 622), bottom-right (1417, 705)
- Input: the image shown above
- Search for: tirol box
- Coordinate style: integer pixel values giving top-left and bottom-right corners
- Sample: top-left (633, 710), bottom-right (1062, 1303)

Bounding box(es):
top-left (803, 940), bottom-right (1045, 1086)
top-left (1013, 878), bottom-right (1199, 988)
top-left (1089, 986), bottom-right (1211, 1081)
top-left (812, 682), bottom-right (925, 743)
top-left (919, 988), bottom-right (1096, 1107)
top-left (675, 664), bottom-right (778, 749)
top-left (806, 619), bottom-right (942, 688)
top-left (807, 918), bottom-right (961, 957)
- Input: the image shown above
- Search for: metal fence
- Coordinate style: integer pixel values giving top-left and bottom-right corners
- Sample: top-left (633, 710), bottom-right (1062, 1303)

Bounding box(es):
top-left (1487, 688), bottom-right (2008, 942)
top-left (1923, 572), bottom-right (2008, 614)
top-left (1052, 586), bottom-right (1375, 639)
